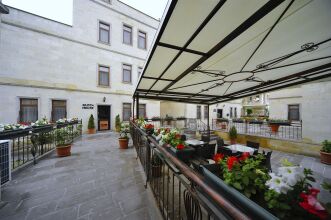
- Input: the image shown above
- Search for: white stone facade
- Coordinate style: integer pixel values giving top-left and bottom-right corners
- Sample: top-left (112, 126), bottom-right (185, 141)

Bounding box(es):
top-left (0, 0), bottom-right (160, 131)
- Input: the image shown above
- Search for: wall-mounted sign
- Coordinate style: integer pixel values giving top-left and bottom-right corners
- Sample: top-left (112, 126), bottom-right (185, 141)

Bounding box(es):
top-left (82, 104), bottom-right (94, 109)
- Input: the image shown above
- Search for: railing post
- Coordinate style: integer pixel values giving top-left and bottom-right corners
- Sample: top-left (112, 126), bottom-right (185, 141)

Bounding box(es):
top-left (207, 105), bottom-right (210, 139)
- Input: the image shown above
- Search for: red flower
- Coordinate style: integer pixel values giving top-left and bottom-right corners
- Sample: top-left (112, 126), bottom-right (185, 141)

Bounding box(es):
top-left (144, 124), bottom-right (154, 129)
top-left (157, 128), bottom-right (161, 134)
top-left (299, 188), bottom-right (328, 219)
top-left (175, 134), bottom-right (181, 139)
top-left (176, 144), bottom-right (185, 150)
top-left (165, 128), bottom-right (170, 133)
top-left (239, 152), bottom-right (250, 161)
top-left (227, 156), bottom-right (239, 171)
top-left (213, 153), bottom-right (224, 163)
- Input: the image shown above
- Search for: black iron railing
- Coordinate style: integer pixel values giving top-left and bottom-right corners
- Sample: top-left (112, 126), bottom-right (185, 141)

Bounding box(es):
top-left (212, 119), bottom-right (302, 140)
top-left (130, 122), bottom-right (256, 220)
top-left (0, 120), bottom-right (82, 170)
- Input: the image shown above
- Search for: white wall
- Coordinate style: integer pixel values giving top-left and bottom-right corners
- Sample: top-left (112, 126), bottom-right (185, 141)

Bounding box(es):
top-left (160, 101), bottom-right (186, 118)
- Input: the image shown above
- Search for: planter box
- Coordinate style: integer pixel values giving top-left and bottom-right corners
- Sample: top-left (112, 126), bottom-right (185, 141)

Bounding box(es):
top-left (176, 118), bottom-right (186, 121)
top-left (248, 121), bottom-right (263, 125)
top-left (32, 125), bottom-right (53, 133)
top-left (0, 128), bottom-right (31, 140)
top-left (320, 151), bottom-right (331, 165)
top-left (268, 122), bottom-right (291, 126)
top-left (56, 123), bottom-right (69, 129)
top-left (201, 166), bottom-right (277, 220)
top-left (168, 146), bottom-right (195, 162)
top-left (232, 120), bottom-right (244, 123)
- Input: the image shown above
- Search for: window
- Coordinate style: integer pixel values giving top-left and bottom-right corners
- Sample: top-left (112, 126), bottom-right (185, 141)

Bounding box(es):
top-left (139, 104), bottom-right (146, 118)
top-left (123, 103), bottom-right (132, 121)
top-left (123, 24), bottom-right (132, 45)
top-left (234, 107), bottom-right (237, 118)
top-left (197, 106), bottom-right (201, 119)
top-left (138, 30), bottom-right (147, 49)
top-left (52, 100), bottom-right (67, 121)
top-left (138, 67), bottom-right (143, 78)
top-left (98, 65), bottom-right (110, 86)
top-left (288, 104), bottom-right (300, 121)
top-left (122, 64), bottom-right (132, 83)
top-left (204, 106), bottom-right (208, 119)
top-left (101, 0), bottom-right (111, 3)
top-left (99, 21), bottom-right (110, 44)
top-left (230, 107), bottom-right (233, 118)
top-left (20, 98), bottom-right (38, 123)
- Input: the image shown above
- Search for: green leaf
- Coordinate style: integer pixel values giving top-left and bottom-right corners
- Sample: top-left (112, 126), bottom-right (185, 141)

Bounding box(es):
top-left (242, 176), bottom-right (249, 186)
top-left (233, 182), bottom-right (242, 190)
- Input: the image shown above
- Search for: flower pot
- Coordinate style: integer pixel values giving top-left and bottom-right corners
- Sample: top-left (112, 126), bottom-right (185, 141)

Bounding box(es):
top-left (320, 151), bottom-right (331, 165)
top-left (230, 139), bottom-right (236, 145)
top-left (269, 124), bottom-right (280, 133)
top-left (151, 164), bottom-right (162, 178)
top-left (87, 128), bottom-right (96, 134)
top-left (56, 144), bottom-right (71, 157)
top-left (119, 138), bottom-right (129, 149)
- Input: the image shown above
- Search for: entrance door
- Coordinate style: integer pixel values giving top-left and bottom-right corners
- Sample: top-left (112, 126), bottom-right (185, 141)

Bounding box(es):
top-left (217, 109), bottom-right (223, 118)
top-left (97, 105), bottom-right (111, 131)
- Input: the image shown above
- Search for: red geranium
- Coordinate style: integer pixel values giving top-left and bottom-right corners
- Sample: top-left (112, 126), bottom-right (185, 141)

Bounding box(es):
top-left (299, 188), bottom-right (328, 219)
top-left (175, 134), bottom-right (181, 139)
top-left (144, 124), bottom-right (154, 129)
top-left (227, 156), bottom-right (239, 171)
top-left (239, 152), bottom-right (250, 161)
top-left (213, 153), bottom-right (224, 163)
top-left (165, 128), bottom-right (170, 133)
top-left (176, 144), bottom-right (185, 150)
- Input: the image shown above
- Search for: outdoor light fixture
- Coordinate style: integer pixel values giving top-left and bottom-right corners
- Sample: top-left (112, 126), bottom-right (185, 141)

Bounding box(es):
top-left (103, 97), bottom-right (106, 102)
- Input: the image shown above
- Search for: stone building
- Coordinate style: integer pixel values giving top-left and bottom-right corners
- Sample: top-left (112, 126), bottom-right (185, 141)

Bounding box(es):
top-left (0, 0), bottom-right (160, 131)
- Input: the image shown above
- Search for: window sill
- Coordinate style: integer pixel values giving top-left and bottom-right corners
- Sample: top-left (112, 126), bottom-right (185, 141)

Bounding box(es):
top-left (98, 41), bottom-right (111, 46)
top-left (97, 85), bottom-right (111, 88)
top-left (122, 82), bottom-right (132, 85)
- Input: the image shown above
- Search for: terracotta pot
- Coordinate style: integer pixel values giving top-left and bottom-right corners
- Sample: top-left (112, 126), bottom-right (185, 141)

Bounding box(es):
top-left (119, 138), bottom-right (129, 149)
top-left (151, 165), bottom-right (162, 178)
top-left (56, 144), bottom-right (71, 157)
top-left (320, 151), bottom-right (331, 165)
top-left (269, 124), bottom-right (280, 133)
top-left (87, 128), bottom-right (96, 134)
top-left (230, 139), bottom-right (236, 145)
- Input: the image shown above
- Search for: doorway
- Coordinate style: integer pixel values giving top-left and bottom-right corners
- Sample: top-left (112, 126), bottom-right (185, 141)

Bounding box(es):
top-left (217, 109), bottom-right (223, 118)
top-left (97, 105), bottom-right (111, 131)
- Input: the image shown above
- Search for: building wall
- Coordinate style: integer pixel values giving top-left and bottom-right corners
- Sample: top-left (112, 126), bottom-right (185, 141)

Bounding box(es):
top-left (0, 0), bottom-right (160, 131)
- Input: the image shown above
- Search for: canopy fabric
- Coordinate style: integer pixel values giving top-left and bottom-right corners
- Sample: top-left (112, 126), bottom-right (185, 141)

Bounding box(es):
top-left (134, 0), bottom-right (331, 104)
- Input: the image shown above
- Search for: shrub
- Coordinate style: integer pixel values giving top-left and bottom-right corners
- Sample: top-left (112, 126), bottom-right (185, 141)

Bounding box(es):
top-left (229, 126), bottom-right (237, 140)
top-left (246, 109), bottom-right (253, 116)
top-left (88, 114), bottom-right (95, 129)
top-left (322, 140), bottom-right (331, 153)
top-left (115, 114), bottom-right (121, 131)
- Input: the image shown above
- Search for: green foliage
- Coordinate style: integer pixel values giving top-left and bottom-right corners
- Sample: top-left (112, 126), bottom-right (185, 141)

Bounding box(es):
top-left (322, 181), bottom-right (331, 193)
top-left (120, 123), bottom-right (130, 139)
top-left (55, 128), bottom-right (71, 146)
top-left (222, 154), bottom-right (269, 198)
top-left (229, 126), bottom-right (237, 140)
top-left (280, 158), bottom-right (294, 167)
top-left (268, 119), bottom-right (290, 124)
top-left (87, 114), bottom-right (95, 129)
top-left (136, 117), bottom-right (146, 127)
top-left (115, 114), bottom-right (121, 131)
top-left (322, 140), bottom-right (331, 153)
top-left (246, 108), bottom-right (253, 115)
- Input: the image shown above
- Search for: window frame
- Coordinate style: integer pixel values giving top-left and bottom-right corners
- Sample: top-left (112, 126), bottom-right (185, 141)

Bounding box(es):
top-left (51, 99), bottom-right (67, 122)
top-left (137, 66), bottom-right (143, 79)
top-left (122, 24), bottom-right (133, 46)
top-left (122, 103), bottom-right (132, 122)
top-left (139, 104), bottom-right (146, 118)
top-left (288, 104), bottom-right (300, 121)
top-left (19, 98), bottom-right (38, 123)
top-left (137, 30), bottom-right (147, 50)
top-left (98, 20), bottom-right (111, 45)
top-left (204, 106), bottom-right (208, 119)
top-left (122, 63), bottom-right (132, 84)
top-left (197, 105), bottom-right (201, 120)
top-left (98, 64), bottom-right (110, 87)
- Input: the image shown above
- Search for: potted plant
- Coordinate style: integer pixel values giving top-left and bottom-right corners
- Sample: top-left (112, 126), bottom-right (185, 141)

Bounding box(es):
top-left (115, 114), bottom-right (121, 132)
top-left (119, 123), bottom-right (130, 149)
top-left (321, 140), bottom-right (331, 165)
top-left (229, 126), bottom-right (237, 145)
top-left (87, 114), bottom-right (96, 134)
top-left (144, 123), bottom-right (154, 135)
top-left (246, 108), bottom-right (253, 116)
top-left (268, 119), bottom-right (290, 133)
top-left (55, 127), bottom-right (72, 157)
top-left (151, 154), bottom-right (162, 178)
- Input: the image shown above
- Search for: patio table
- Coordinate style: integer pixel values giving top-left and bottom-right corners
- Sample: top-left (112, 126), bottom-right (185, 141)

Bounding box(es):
top-left (185, 139), bottom-right (205, 146)
top-left (225, 144), bottom-right (255, 155)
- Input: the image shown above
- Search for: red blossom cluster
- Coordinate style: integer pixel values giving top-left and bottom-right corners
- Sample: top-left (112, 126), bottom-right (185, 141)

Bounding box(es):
top-left (239, 152), bottom-right (250, 161)
top-left (176, 144), bottom-right (185, 150)
top-left (213, 153), bottom-right (224, 163)
top-left (299, 188), bottom-right (328, 219)
top-left (144, 124), bottom-right (154, 129)
top-left (227, 156), bottom-right (239, 171)
top-left (175, 134), bottom-right (181, 139)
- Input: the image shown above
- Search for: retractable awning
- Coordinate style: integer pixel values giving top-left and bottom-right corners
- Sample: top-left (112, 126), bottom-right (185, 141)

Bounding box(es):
top-left (134, 0), bottom-right (331, 105)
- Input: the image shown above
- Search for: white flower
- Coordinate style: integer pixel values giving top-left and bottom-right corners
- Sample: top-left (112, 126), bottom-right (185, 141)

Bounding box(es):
top-left (278, 166), bottom-right (303, 186)
top-left (266, 173), bottom-right (292, 194)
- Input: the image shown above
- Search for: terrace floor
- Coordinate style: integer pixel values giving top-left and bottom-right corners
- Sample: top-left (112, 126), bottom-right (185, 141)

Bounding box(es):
top-left (0, 132), bottom-right (161, 220)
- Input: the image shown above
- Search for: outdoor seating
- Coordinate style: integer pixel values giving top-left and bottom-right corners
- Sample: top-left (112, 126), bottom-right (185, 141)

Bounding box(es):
top-left (201, 134), bottom-right (210, 143)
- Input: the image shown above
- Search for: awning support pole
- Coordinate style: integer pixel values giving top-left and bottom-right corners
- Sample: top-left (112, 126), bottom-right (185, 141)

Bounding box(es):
top-left (207, 104), bottom-right (210, 139)
top-left (136, 93), bottom-right (140, 118)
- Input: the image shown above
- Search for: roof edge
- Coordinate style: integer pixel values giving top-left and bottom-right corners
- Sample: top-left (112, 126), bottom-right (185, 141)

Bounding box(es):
top-left (0, 2), bottom-right (9, 14)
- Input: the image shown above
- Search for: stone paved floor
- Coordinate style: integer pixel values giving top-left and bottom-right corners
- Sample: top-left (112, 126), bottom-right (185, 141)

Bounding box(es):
top-left (0, 132), bottom-right (162, 220)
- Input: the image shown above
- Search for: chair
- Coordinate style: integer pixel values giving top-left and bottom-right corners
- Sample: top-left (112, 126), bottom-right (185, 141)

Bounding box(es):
top-left (196, 143), bottom-right (216, 159)
top-left (217, 146), bottom-right (233, 156)
top-left (181, 134), bottom-right (187, 141)
top-left (264, 150), bottom-right (273, 172)
top-left (201, 134), bottom-right (210, 143)
top-left (216, 138), bottom-right (225, 147)
top-left (247, 141), bottom-right (260, 150)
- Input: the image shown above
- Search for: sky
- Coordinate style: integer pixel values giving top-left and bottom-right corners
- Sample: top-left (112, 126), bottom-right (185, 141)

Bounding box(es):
top-left (3, 0), bottom-right (168, 25)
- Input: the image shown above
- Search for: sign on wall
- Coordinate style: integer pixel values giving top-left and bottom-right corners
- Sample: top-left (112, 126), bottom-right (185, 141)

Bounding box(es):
top-left (82, 104), bottom-right (94, 109)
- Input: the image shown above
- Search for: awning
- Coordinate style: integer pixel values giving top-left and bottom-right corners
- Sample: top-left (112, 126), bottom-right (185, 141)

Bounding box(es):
top-left (134, 0), bottom-right (331, 105)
